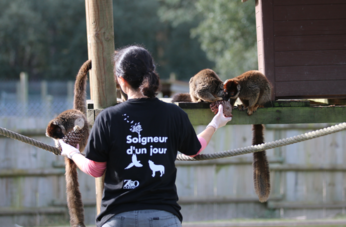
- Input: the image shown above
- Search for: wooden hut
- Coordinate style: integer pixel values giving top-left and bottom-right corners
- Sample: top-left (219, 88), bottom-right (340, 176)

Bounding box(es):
top-left (255, 0), bottom-right (346, 100)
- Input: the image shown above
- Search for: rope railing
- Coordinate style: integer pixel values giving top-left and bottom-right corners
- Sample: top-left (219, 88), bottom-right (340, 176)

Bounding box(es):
top-left (0, 127), bottom-right (61, 155)
top-left (1, 123), bottom-right (346, 161)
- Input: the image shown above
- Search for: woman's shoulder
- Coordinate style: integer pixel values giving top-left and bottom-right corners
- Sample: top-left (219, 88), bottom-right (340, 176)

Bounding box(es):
top-left (94, 102), bottom-right (127, 121)
top-left (156, 99), bottom-right (190, 119)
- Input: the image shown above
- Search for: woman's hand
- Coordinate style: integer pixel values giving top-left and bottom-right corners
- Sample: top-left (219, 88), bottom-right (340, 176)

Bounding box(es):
top-left (207, 104), bottom-right (233, 130)
top-left (59, 140), bottom-right (81, 159)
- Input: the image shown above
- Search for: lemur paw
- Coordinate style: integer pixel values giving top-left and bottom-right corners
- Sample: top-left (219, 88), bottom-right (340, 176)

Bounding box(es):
top-left (237, 104), bottom-right (247, 111)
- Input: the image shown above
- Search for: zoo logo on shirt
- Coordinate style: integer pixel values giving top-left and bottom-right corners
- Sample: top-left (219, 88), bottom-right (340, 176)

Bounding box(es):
top-left (123, 179), bottom-right (140, 189)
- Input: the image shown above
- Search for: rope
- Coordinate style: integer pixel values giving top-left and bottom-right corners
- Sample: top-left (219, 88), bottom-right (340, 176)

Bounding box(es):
top-left (176, 122), bottom-right (346, 161)
top-left (1, 123), bottom-right (346, 160)
top-left (0, 127), bottom-right (61, 155)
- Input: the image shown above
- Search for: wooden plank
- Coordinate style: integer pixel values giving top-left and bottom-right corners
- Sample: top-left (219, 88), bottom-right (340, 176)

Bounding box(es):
top-left (178, 101), bottom-right (310, 108)
top-left (274, 20), bottom-right (346, 36)
top-left (268, 201), bottom-right (346, 209)
top-left (0, 168), bottom-right (65, 177)
top-left (184, 106), bottom-right (346, 125)
top-left (183, 219), bottom-right (346, 227)
top-left (275, 66), bottom-right (346, 82)
top-left (275, 35), bottom-right (346, 51)
top-left (270, 164), bottom-right (346, 171)
top-left (175, 157), bottom-right (284, 166)
top-left (194, 166), bottom-right (215, 197)
top-left (256, 0), bottom-right (276, 100)
top-left (214, 165), bottom-right (237, 197)
top-left (89, 103), bottom-right (346, 125)
top-left (52, 199), bottom-right (96, 207)
top-left (274, 0), bottom-right (346, 5)
top-left (178, 195), bottom-right (283, 204)
top-left (0, 207), bottom-right (66, 215)
top-left (275, 50), bottom-right (346, 67)
top-left (266, 123), bottom-right (332, 129)
top-left (275, 81), bottom-right (346, 98)
top-left (176, 166), bottom-right (195, 197)
top-left (274, 4), bottom-right (346, 21)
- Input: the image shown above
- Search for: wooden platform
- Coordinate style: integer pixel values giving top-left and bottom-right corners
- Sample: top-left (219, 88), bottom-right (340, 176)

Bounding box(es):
top-left (87, 100), bottom-right (346, 126)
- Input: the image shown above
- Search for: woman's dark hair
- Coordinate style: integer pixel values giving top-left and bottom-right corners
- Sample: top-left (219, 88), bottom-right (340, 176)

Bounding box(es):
top-left (113, 46), bottom-right (160, 98)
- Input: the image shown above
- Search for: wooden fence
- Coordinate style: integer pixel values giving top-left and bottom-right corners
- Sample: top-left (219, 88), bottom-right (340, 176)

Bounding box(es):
top-left (0, 116), bottom-right (346, 226)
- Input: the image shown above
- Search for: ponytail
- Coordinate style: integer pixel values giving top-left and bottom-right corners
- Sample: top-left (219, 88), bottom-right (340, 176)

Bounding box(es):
top-left (141, 71), bottom-right (160, 98)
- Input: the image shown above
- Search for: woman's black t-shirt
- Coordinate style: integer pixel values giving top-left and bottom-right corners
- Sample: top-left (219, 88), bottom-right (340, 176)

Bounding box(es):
top-left (84, 98), bottom-right (201, 227)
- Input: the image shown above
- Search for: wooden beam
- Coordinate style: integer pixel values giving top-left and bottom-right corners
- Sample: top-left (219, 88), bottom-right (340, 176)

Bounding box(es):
top-left (268, 201), bottom-right (346, 209)
top-left (183, 219), bottom-right (346, 227)
top-left (85, 0), bottom-right (116, 215)
top-left (270, 164), bottom-right (346, 171)
top-left (0, 168), bottom-right (65, 177)
top-left (87, 101), bottom-right (346, 126)
top-left (0, 207), bottom-right (66, 215)
top-left (85, 0), bottom-right (116, 109)
top-left (175, 157), bottom-right (284, 166)
top-left (179, 194), bottom-right (283, 204)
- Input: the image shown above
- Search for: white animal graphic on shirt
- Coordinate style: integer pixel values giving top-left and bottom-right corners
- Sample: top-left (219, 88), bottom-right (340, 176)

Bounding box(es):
top-left (125, 154), bottom-right (143, 169)
top-left (148, 160), bottom-right (165, 177)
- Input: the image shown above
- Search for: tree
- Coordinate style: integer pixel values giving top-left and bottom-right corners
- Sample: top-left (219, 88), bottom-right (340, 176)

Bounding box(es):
top-left (112, 0), bottom-right (214, 80)
top-left (0, 0), bottom-right (213, 81)
top-left (0, 0), bottom-right (47, 80)
top-left (157, 0), bottom-right (257, 80)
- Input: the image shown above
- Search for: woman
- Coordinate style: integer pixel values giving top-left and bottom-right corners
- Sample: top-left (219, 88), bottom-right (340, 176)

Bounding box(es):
top-left (60, 45), bottom-right (232, 227)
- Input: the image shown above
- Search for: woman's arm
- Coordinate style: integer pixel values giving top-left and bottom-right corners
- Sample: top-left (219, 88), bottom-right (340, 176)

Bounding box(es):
top-left (190, 104), bottom-right (232, 157)
top-left (59, 140), bottom-right (106, 177)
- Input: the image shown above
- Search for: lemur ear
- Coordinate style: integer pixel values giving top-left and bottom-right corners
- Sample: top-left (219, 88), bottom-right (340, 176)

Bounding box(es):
top-left (237, 84), bottom-right (241, 90)
top-left (73, 118), bottom-right (85, 131)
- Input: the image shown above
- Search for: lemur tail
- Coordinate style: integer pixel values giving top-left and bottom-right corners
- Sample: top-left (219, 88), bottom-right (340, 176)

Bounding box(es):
top-left (65, 158), bottom-right (85, 227)
top-left (171, 93), bottom-right (192, 103)
top-left (252, 124), bottom-right (271, 202)
top-left (74, 60), bottom-right (92, 115)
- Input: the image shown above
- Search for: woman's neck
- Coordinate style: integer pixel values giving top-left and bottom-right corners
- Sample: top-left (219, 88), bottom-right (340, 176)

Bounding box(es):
top-left (127, 89), bottom-right (147, 100)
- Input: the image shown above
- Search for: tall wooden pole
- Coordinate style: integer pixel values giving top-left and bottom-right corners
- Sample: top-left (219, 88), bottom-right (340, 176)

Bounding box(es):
top-left (85, 0), bottom-right (116, 215)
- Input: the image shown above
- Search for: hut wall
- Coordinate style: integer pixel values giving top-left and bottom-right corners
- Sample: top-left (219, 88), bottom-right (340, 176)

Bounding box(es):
top-left (256, 0), bottom-right (346, 99)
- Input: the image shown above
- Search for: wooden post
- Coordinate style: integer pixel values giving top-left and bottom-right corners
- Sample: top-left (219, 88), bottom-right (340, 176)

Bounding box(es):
top-left (66, 81), bottom-right (74, 109)
top-left (18, 72), bottom-right (28, 117)
top-left (85, 0), bottom-right (116, 109)
top-left (85, 0), bottom-right (117, 215)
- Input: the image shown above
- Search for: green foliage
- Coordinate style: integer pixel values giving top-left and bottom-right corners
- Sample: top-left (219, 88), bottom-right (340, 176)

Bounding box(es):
top-left (0, 0), bottom-right (47, 80)
top-left (0, 0), bottom-right (213, 81)
top-left (112, 0), bottom-right (213, 80)
top-left (157, 0), bottom-right (257, 80)
top-left (0, 0), bottom-right (87, 80)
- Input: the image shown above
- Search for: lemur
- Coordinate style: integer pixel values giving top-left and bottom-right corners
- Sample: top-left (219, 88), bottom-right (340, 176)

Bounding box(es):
top-left (172, 69), bottom-right (224, 103)
top-left (46, 60), bottom-right (91, 227)
top-left (223, 70), bottom-right (272, 202)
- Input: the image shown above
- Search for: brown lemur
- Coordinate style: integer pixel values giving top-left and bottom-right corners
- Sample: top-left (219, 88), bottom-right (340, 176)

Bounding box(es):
top-left (223, 70), bottom-right (272, 203)
top-left (172, 69), bottom-right (224, 103)
top-left (46, 60), bottom-right (91, 227)
top-left (172, 68), bottom-right (233, 117)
